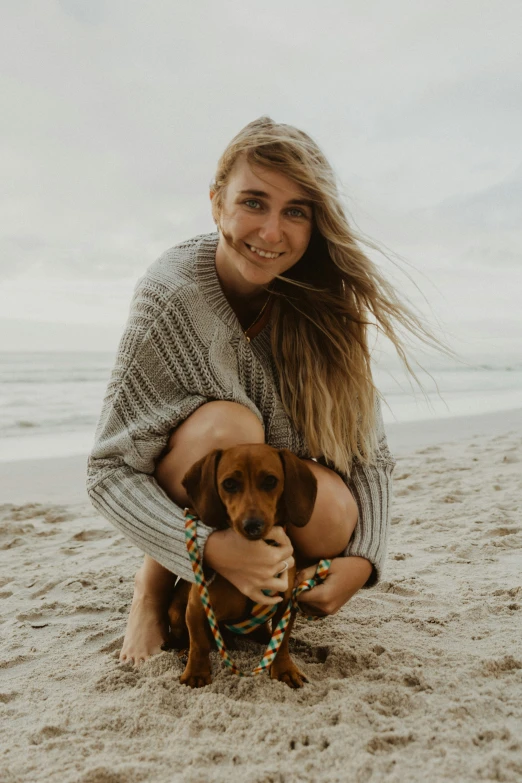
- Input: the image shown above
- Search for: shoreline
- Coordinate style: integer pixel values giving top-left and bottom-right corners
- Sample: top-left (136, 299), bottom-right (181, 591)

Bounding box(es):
top-left (0, 407), bottom-right (521, 505)
top-left (385, 405), bottom-right (522, 453)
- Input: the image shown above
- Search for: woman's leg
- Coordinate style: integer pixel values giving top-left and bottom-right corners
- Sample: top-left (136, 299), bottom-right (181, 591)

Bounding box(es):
top-left (287, 460), bottom-right (359, 563)
top-left (118, 555), bottom-right (177, 665)
top-left (120, 402), bottom-right (265, 665)
top-left (120, 404), bottom-right (358, 664)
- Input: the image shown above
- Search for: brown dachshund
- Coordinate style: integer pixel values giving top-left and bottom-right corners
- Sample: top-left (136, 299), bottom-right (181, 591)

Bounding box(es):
top-left (168, 443), bottom-right (318, 689)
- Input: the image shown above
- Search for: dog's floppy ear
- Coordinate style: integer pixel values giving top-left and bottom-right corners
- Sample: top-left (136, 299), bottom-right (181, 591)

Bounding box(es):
top-left (277, 449), bottom-right (317, 528)
top-left (181, 449), bottom-right (228, 529)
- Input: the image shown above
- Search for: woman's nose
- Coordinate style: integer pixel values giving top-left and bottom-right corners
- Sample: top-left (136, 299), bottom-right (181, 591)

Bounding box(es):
top-left (258, 213), bottom-right (283, 245)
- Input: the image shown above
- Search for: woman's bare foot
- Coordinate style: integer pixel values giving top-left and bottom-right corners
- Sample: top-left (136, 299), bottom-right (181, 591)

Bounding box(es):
top-left (119, 557), bottom-right (176, 665)
top-left (119, 593), bottom-right (169, 665)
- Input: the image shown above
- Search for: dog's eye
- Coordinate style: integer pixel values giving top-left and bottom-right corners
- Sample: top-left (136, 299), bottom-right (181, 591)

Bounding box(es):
top-left (222, 478), bottom-right (238, 493)
top-left (263, 475), bottom-right (278, 490)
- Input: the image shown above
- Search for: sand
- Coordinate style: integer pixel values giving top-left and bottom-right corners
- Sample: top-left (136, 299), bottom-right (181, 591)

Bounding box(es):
top-left (1, 410), bottom-right (521, 782)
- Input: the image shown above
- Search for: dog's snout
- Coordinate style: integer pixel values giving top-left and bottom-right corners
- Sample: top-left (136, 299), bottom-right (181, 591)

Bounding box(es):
top-left (242, 517), bottom-right (265, 539)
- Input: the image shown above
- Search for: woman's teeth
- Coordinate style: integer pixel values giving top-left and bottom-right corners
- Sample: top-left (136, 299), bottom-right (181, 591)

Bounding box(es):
top-left (247, 244), bottom-right (282, 259)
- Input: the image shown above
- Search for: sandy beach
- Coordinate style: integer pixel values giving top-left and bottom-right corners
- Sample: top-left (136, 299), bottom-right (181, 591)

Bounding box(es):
top-left (1, 409), bottom-right (521, 782)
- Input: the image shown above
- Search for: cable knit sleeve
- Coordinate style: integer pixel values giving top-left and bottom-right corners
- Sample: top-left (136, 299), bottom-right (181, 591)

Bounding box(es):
top-left (342, 395), bottom-right (396, 588)
top-left (86, 270), bottom-right (215, 584)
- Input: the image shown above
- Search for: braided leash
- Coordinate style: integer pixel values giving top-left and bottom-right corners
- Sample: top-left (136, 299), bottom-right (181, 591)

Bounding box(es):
top-left (183, 510), bottom-right (331, 677)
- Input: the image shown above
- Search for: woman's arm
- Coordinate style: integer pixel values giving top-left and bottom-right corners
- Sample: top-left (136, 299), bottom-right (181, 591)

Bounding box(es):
top-left (88, 455), bottom-right (214, 584)
top-left (295, 556), bottom-right (373, 616)
top-left (341, 395), bottom-right (396, 588)
top-left (86, 268), bottom-right (216, 583)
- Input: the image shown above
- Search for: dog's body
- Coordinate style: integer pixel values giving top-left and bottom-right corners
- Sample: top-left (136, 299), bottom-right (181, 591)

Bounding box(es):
top-left (168, 443), bottom-right (318, 688)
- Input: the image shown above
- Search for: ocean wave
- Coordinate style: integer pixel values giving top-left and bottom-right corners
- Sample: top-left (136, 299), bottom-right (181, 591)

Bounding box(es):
top-left (0, 377), bottom-right (110, 385)
top-left (14, 420), bottom-right (38, 429)
top-left (0, 414), bottom-right (97, 436)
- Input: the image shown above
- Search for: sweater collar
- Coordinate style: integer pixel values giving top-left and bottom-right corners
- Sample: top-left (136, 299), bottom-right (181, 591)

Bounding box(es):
top-left (195, 232), bottom-right (273, 342)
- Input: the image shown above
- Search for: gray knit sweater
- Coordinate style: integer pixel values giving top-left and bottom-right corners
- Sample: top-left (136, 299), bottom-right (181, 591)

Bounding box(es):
top-left (87, 232), bottom-right (396, 588)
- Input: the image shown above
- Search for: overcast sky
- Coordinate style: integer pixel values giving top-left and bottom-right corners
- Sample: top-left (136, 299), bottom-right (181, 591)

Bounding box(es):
top-left (1, 0), bottom-right (521, 362)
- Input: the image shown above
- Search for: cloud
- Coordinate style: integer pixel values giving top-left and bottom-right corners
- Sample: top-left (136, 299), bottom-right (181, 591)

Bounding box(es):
top-left (424, 171), bottom-right (522, 231)
top-left (1, 0), bottom-right (521, 350)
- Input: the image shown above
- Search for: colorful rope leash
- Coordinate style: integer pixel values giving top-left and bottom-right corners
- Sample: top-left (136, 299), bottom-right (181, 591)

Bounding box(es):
top-left (184, 510), bottom-right (331, 677)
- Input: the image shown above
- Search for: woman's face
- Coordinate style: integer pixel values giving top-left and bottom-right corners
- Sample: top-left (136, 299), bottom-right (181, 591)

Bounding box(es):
top-left (213, 157), bottom-right (314, 298)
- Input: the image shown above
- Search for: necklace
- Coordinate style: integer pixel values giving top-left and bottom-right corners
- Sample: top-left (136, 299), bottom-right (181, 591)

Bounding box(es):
top-left (243, 293), bottom-right (272, 343)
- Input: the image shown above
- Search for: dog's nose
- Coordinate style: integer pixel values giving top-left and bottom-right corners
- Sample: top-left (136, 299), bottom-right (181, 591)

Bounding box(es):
top-left (242, 517), bottom-right (265, 539)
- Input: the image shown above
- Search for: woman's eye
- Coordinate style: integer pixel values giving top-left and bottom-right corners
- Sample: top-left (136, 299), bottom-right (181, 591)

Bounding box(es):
top-left (263, 475), bottom-right (278, 490)
top-left (222, 479), bottom-right (238, 492)
top-left (244, 199), bottom-right (261, 209)
top-left (287, 208), bottom-right (306, 218)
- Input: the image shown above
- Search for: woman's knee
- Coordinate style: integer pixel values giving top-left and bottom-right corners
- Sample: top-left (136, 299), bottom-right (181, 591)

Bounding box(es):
top-left (155, 401), bottom-right (265, 505)
top-left (168, 401), bottom-right (265, 453)
top-left (289, 460), bottom-right (359, 560)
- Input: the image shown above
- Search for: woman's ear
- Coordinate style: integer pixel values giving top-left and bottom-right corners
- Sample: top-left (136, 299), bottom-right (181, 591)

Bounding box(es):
top-left (181, 449), bottom-right (228, 529)
top-left (277, 449), bottom-right (317, 528)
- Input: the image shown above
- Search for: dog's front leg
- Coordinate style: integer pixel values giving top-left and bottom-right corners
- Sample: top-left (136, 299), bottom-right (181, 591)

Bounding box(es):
top-left (269, 569), bottom-right (309, 688)
top-left (179, 585), bottom-right (214, 688)
top-left (167, 579), bottom-right (191, 650)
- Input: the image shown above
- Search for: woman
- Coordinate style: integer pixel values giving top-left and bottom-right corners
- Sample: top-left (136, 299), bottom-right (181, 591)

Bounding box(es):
top-left (87, 117), bottom-right (433, 666)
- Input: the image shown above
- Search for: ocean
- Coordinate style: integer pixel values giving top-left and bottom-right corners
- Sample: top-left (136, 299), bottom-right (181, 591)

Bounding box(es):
top-left (0, 351), bottom-right (521, 462)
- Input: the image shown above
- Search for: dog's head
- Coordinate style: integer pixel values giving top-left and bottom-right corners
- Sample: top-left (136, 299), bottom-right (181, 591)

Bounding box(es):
top-left (181, 443), bottom-right (317, 539)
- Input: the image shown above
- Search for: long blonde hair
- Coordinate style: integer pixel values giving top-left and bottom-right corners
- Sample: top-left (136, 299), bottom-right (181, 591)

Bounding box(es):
top-left (211, 117), bottom-right (448, 475)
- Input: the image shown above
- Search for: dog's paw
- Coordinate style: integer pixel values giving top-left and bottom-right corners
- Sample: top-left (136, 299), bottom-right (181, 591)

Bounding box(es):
top-left (270, 661), bottom-right (309, 688)
top-left (179, 668), bottom-right (212, 688)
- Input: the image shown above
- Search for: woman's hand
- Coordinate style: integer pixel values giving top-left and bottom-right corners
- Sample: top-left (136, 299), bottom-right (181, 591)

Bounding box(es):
top-left (295, 556), bottom-right (373, 616)
top-left (203, 526), bottom-right (295, 605)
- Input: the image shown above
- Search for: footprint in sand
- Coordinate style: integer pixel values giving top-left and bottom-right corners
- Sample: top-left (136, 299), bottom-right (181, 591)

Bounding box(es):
top-left (0, 654), bottom-right (33, 669)
top-left (36, 529), bottom-right (59, 538)
top-left (441, 493), bottom-right (464, 503)
top-left (289, 639), bottom-right (331, 663)
top-left (362, 686), bottom-right (414, 718)
top-left (72, 530), bottom-right (113, 542)
top-left (375, 581), bottom-right (418, 597)
top-left (85, 634), bottom-right (123, 654)
top-left (95, 668), bottom-right (140, 692)
top-left (472, 728), bottom-right (512, 747)
top-left (17, 610), bottom-right (50, 622)
top-left (492, 587), bottom-right (521, 598)
top-left (484, 526), bottom-right (521, 538)
top-left (0, 536), bottom-right (25, 550)
top-left (29, 579), bottom-right (64, 598)
top-left (0, 691), bottom-right (18, 703)
top-left (77, 768), bottom-right (128, 783)
top-left (287, 734), bottom-right (330, 751)
top-left (43, 508), bottom-right (75, 524)
top-left (395, 482), bottom-right (423, 497)
top-left (1, 503), bottom-right (75, 524)
top-left (478, 655), bottom-right (522, 676)
top-left (60, 546), bottom-right (83, 556)
top-left (366, 732), bottom-right (415, 754)
top-left (1, 503), bottom-right (47, 521)
top-left (29, 725), bottom-right (68, 745)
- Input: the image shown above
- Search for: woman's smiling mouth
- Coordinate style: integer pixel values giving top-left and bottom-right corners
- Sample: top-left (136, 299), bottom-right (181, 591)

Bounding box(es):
top-left (246, 243), bottom-right (283, 260)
